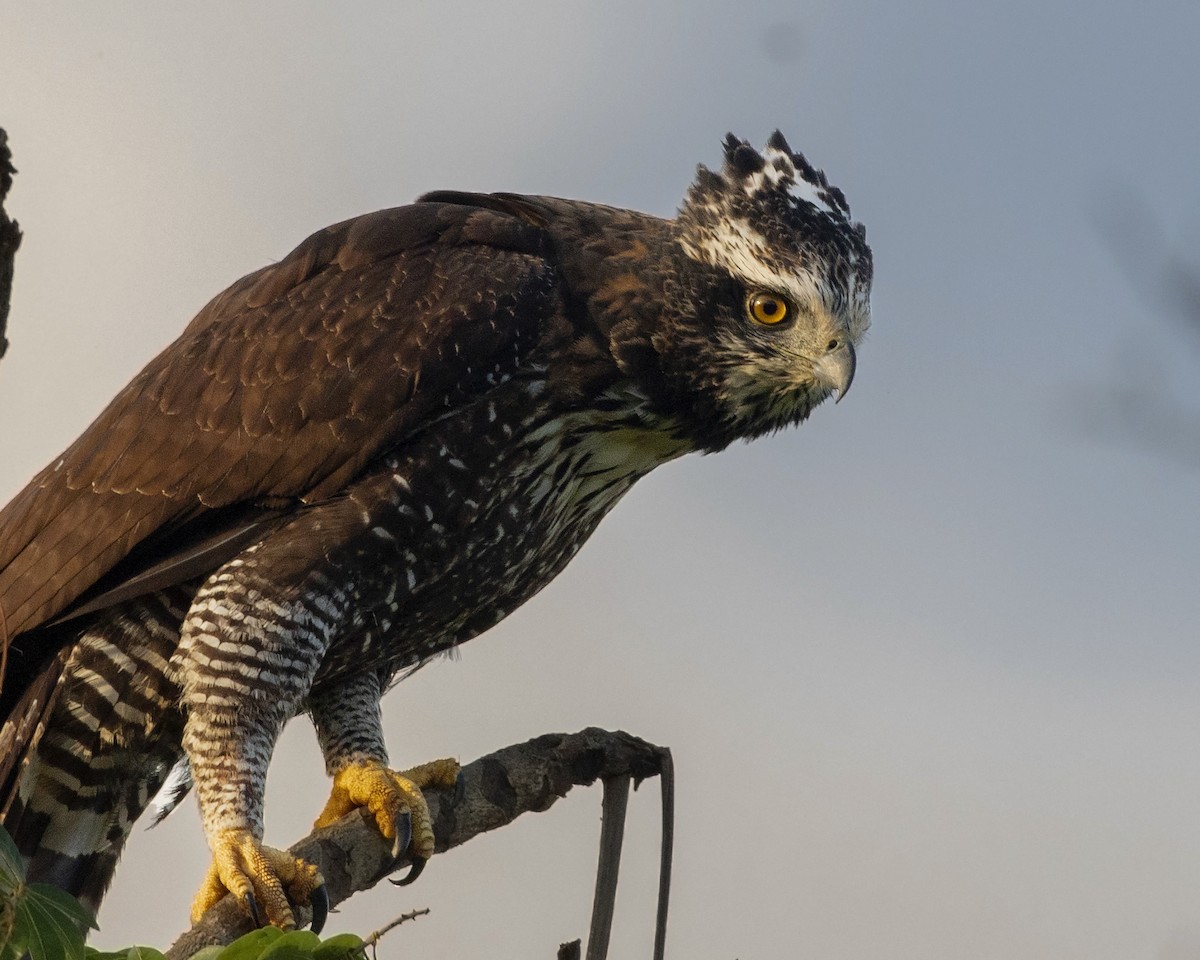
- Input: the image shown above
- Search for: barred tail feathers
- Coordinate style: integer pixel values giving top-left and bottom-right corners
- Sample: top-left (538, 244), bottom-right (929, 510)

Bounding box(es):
top-left (1, 591), bottom-right (189, 912)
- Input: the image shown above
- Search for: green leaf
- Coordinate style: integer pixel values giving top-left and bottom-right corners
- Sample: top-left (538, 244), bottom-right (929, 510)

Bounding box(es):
top-left (312, 934), bottom-right (365, 960)
top-left (27, 883), bottom-right (97, 932)
top-left (215, 926), bottom-right (284, 960)
top-left (0, 824), bottom-right (25, 886)
top-left (260, 931), bottom-right (319, 952)
top-left (183, 948), bottom-right (225, 960)
top-left (258, 930), bottom-right (321, 960)
top-left (82, 947), bottom-right (178, 960)
top-left (11, 885), bottom-right (89, 960)
top-left (123, 949), bottom-right (167, 960)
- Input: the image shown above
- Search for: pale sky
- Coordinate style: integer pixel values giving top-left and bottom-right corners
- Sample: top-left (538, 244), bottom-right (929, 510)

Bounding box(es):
top-left (3, 3), bottom-right (1200, 958)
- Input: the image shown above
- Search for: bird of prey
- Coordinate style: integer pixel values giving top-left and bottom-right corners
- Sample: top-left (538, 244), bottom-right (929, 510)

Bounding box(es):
top-left (0, 132), bottom-right (872, 932)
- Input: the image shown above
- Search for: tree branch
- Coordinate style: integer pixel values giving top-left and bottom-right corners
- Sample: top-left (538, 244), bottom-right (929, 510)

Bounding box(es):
top-left (0, 127), bottom-right (19, 362)
top-left (165, 728), bottom-right (669, 959)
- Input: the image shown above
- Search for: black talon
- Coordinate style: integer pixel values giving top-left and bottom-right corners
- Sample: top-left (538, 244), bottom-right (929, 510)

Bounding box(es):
top-left (391, 856), bottom-right (426, 887)
top-left (308, 884), bottom-right (329, 934)
top-left (390, 812), bottom-right (413, 862)
top-left (242, 890), bottom-right (262, 928)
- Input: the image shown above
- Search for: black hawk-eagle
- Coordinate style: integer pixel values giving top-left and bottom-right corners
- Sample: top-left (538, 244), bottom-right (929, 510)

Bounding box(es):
top-left (0, 132), bottom-right (872, 931)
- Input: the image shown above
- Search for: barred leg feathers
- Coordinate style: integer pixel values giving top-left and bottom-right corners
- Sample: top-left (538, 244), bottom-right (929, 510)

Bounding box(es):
top-left (175, 563), bottom-right (335, 929)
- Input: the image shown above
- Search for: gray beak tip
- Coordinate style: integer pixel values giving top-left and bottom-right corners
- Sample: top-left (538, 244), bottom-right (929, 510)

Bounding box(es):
top-left (821, 341), bottom-right (856, 404)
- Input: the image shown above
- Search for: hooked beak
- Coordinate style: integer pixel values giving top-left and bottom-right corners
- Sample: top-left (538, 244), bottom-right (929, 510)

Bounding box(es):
top-left (813, 340), bottom-right (857, 403)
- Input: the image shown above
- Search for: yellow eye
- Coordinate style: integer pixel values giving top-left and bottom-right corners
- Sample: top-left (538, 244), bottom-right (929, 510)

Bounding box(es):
top-left (747, 292), bottom-right (790, 326)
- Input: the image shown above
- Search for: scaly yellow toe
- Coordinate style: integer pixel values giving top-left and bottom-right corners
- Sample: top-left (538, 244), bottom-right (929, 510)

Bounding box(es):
top-left (192, 827), bottom-right (325, 930)
top-left (314, 757), bottom-right (459, 861)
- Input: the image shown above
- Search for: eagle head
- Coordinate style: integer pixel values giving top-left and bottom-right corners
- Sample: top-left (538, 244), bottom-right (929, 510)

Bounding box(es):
top-left (655, 131), bottom-right (873, 451)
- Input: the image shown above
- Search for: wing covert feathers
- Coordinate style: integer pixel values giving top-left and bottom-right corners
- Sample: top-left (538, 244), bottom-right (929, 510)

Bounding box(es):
top-left (0, 201), bottom-right (557, 645)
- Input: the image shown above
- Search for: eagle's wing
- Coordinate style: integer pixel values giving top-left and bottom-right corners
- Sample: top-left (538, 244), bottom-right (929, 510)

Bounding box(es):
top-left (0, 198), bottom-right (557, 646)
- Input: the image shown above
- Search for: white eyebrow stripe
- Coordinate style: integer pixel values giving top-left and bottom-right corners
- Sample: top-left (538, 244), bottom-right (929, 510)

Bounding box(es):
top-left (679, 218), bottom-right (827, 308)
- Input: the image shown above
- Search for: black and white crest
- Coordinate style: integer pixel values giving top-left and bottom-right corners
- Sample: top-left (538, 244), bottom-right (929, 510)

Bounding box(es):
top-left (677, 131), bottom-right (872, 328)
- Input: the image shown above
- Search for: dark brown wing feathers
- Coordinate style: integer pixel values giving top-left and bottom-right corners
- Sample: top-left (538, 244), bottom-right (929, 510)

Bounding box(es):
top-left (0, 200), bottom-right (558, 648)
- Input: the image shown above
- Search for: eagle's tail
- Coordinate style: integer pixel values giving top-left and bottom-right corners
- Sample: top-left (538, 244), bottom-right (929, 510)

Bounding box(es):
top-left (0, 594), bottom-right (187, 917)
top-left (6, 777), bottom-right (128, 916)
top-left (2, 671), bottom-right (184, 915)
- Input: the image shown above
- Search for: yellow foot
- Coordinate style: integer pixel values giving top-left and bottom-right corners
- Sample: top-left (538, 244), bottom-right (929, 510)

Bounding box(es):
top-left (313, 757), bottom-right (459, 880)
top-left (191, 827), bottom-right (328, 932)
